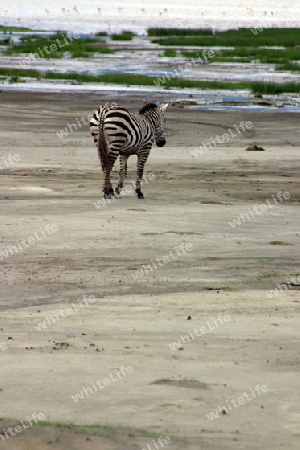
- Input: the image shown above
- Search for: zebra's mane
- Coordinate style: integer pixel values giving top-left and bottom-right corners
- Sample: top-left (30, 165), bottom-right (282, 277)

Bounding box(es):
top-left (139, 102), bottom-right (157, 114)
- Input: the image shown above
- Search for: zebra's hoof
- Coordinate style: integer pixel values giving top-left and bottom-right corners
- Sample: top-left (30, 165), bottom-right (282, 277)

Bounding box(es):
top-left (103, 190), bottom-right (114, 199)
top-left (135, 188), bottom-right (144, 199)
top-left (115, 187), bottom-right (121, 195)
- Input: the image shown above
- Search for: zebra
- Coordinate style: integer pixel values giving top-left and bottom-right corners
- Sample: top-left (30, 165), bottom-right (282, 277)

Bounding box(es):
top-left (90, 102), bottom-right (168, 199)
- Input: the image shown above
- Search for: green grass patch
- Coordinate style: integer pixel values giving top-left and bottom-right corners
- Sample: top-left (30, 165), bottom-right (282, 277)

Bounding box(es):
top-left (0, 67), bottom-right (41, 78)
top-left (251, 81), bottom-right (300, 94)
top-left (111, 31), bottom-right (135, 41)
top-left (259, 272), bottom-right (281, 278)
top-left (95, 31), bottom-right (108, 37)
top-left (0, 38), bottom-right (11, 45)
top-left (0, 417), bottom-right (189, 444)
top-left (258, 257), bottom-right (276, 262)
top-left (152, 28), bottom-right (300, 47)
top-left (8, 75), bottom-right (21, 83)
top-left (5, 32), bottom-right (114, 58)
top-left (148, 28), bottom-right (213, 37)
top-left (38, 421), bottom-right (161, 441)
top-left (181, 48), bottom-right (300, 65)
top-left (151, 378), bottom-right (173, 384)
top-left (150, 378), bottom-right (209, 389)
top-left (163, 49), bottom-right (177, 57)
top-left (181, 49), bottom-right (251, 63)
top-left (277, 62), bottom-right (300, 72)
top-left (0, 25), bottom-right (35, 32)
top-left (212, 48), bottom-right (300, 65)
top-left (70, 44), bottom-right (114, 58)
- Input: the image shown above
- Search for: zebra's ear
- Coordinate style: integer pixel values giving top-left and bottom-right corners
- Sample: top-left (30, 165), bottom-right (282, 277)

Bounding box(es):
top-left (159, 103), bottom-right (169, 112)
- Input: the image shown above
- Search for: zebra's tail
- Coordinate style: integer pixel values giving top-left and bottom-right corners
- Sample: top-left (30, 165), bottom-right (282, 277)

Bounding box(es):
top-left (98, 104), bottom-right (111, 171)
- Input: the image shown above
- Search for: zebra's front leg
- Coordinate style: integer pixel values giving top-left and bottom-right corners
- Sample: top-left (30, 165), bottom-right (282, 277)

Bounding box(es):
top-left (135, 152), bottom-right (150, 199)
top-left (115, 154), bottom-right (128, 196)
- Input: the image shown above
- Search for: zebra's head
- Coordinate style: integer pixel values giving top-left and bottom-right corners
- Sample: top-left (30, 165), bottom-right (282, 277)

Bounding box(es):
top-left (139, 102), bottom-right (169, 147)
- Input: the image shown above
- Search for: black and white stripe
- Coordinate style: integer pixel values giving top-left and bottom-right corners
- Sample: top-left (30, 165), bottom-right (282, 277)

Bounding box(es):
top-left (90, 102), bottom-right (168, 199)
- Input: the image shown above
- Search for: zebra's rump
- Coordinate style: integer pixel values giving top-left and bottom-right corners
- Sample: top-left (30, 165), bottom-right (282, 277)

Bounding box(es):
top-left (89, 104), bottom-right (153, 153)
top-left (90, 108), bottom-right (101, 145)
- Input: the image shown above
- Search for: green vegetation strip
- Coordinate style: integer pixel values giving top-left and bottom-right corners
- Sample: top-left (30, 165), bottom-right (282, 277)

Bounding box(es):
top-left (148, 28), bottom-right (213, 37)
top-left (277, 62), bottom-right (300, 73)
top-left (111, 31), bottom-right (136, 41)
top-left (1, 69), bottom-right (300, 94)
top-left (0, 25), bottom-right (36, 32)
top-left (150, 28), bottom-right (300, 47)
top-left (5, 33), bottom-right (114, 58)
top-left (259, 272), bottom-right (281, 278)
top-left (0, 68), bottom-right (41, 78)
top-left (251, 81), bottom-right (300, 94)
top-left (33, 421), bottom-right (169, 441)
top-left (181, 48), bottom-right (300, 68)
top-left (0, 418), bottom-right (188, 444)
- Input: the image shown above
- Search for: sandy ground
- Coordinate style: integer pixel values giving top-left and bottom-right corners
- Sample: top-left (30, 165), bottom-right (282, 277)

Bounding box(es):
top-left (0, 90), bottom-right (300, 449)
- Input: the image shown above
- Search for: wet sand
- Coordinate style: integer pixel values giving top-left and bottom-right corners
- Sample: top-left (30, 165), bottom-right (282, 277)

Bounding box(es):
top-left (0, 90), bottom-right (299, 449)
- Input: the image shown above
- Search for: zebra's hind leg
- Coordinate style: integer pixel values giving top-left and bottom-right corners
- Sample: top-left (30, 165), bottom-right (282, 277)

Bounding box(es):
top-left (115, 154), bottom-right (128, 195)
top-left (102, 164), bottom-right (115, 199)
top-left (135, 151), bottom-right (150, 199)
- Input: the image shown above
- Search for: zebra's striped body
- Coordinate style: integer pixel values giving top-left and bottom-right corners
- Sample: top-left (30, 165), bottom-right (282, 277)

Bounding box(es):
top-left (90, 102), bottom-right (168, 199)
